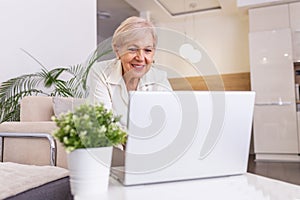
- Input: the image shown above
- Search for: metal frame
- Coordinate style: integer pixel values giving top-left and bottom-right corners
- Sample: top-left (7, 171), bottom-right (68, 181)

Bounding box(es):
top-left (0, 132), bottom-right (57, 166)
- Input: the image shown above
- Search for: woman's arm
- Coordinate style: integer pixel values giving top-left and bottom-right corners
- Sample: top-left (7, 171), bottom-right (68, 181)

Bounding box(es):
top-left (86, 65), bottom-right (113, 109)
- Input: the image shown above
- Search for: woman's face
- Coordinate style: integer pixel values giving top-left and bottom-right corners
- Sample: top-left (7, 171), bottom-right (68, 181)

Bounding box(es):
top-left (118, 34), bottom-right (155, 78)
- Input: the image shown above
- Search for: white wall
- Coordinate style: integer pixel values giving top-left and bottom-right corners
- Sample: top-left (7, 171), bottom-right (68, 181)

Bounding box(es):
top-left (124, 0), bottom-right (250, 77)
top-left (0, 0), bottom-right (97, 83)
top-left (154, 12), bottom-right (249, 76)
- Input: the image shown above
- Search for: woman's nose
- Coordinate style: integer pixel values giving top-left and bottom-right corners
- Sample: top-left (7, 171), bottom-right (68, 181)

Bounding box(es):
top-left (135, 49), bottom-right (145, 60)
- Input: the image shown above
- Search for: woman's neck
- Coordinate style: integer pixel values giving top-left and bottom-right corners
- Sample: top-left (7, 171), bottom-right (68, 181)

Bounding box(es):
top-left (123, 74), bottom-right (140, 91)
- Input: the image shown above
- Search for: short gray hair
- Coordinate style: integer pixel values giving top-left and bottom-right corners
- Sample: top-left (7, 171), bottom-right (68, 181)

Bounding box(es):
top-left (112, 16), bottom-right (157, 53)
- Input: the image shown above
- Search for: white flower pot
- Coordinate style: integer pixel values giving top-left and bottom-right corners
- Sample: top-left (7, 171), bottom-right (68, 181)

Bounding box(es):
top-left (67, 147), bottom-right (113, 198)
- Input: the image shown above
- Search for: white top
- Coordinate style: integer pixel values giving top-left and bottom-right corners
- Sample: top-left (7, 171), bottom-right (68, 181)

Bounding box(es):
top-left (75, 173), bottom-right (300, 200)
top-left (86, 59), bottom-right (172, 125)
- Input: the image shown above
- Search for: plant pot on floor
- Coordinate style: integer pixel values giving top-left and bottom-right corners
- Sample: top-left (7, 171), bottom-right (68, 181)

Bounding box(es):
top-left (67, 147), bottom-right (113, 197)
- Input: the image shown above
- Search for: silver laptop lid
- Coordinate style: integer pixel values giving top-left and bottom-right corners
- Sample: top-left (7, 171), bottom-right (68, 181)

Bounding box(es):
top-left (113, 91), bottom-right (255, 185)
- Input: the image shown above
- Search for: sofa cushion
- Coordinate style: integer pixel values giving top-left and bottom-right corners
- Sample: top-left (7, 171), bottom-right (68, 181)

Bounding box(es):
top-left (20, 96), bottom-right (54, 122)
top-left (52, 97), bottom-right (86, 117)
top-left (0, 162), bottom-right (69, 199)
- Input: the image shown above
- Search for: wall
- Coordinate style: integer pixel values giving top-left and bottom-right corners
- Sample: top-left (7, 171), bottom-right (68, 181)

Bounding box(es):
top-left (0, 0), bottom-right (97, 83)
top-left (154, 12), bottom-right (249, 77)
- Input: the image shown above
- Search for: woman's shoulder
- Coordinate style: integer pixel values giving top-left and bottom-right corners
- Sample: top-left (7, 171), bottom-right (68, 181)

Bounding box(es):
top-left (93, 59), bottom-right (116, 70)
top-left (91, 59), bottom-right (119, 75)
top-left (141, 66), bottom-right (172, 91)
top-left (141, 66), bottom-right (169, 84)
top-left (148, 66), bottom-right (168, 79)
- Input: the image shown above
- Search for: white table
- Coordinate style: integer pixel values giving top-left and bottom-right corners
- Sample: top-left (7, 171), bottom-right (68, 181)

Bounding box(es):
top-left (75, 173), bottom-right (300, 200)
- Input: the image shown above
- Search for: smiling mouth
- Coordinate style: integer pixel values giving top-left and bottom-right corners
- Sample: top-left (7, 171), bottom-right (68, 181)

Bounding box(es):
top-left (132, 64), bottom-right (145, 70)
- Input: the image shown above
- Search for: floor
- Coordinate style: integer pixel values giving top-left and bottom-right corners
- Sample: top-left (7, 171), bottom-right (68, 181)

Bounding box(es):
top-left (247, 155), bottom-right (300, 185)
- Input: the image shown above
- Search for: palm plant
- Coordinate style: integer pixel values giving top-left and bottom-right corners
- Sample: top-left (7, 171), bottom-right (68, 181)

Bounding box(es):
top-left (0, 45), bottom-right (113, 123)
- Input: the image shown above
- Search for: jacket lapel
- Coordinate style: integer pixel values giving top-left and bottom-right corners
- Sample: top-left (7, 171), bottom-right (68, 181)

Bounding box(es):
top-left (106, 60), bottom-right (128, 105)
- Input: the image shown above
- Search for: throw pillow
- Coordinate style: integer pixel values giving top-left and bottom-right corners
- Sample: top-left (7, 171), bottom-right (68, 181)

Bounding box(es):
top-left (52, 97), bottom-right (86, 117)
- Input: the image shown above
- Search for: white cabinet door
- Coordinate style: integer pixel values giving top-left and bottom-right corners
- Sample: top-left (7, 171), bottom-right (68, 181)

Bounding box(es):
top-left (250, 29), bottom-right (295, 102)
top-left (253, 106), bottom-right (298, 153)
top-left (289, 2), bottom-right (300, 62)
top-left (249, 29), bottom-right (299, 154)
top-left (249, 4), bottom-right (289, 32)
top-left (289, 2), bottom-right (300, 29)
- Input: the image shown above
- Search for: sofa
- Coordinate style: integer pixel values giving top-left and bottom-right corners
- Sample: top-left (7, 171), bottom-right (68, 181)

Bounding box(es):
top-left (0, 96), bottom-right (85, 168)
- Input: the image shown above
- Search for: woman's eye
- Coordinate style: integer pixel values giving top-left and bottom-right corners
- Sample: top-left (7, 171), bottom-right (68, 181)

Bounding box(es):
top-left (144, 48), bottom-right (153, 53)
top-left (128, 48), bottom-right (138, 53)
top-left (127, 47), bottom-right (154, 54)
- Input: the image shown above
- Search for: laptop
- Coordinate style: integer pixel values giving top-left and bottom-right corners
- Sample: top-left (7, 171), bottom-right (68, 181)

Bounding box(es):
top-left (111, 91), bottom-right (255, 186)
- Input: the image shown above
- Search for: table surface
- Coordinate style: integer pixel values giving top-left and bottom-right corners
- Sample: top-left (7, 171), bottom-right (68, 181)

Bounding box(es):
top-left (75, 173), bottom-right (300, 200)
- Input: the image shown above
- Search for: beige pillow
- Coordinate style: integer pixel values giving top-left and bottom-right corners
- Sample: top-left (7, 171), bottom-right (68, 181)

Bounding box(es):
top-left (52, 97), bottom-right (86, 117)
top-left (20, 96), bottom-right (54, 121)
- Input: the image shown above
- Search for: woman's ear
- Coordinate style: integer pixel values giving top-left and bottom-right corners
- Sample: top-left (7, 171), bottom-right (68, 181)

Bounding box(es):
top-left (113, 45), bottom-right (120, 59)
top-left (115, 49), bottom-right (121, 60)
top-left (114, 50), bottom-right (120, 60)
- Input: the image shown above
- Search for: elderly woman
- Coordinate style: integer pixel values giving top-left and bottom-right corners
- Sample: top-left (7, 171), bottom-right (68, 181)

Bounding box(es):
top-left (87, 16), bottom-right (172, 125)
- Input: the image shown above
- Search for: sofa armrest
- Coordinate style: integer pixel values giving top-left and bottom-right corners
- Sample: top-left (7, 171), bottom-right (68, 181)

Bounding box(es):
top-left (0, 122), bottom-right (68, 168)
top-left (0, 121), bottom-right (57, 133)
top-left (0, 132), bottom-right (56, 166)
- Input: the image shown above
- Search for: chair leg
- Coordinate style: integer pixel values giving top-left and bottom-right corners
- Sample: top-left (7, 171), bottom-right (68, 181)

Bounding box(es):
top-left (0, 136), bottom-right (3, 162)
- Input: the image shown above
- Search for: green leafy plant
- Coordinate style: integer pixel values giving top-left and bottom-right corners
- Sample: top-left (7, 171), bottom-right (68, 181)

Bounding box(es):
top-left (0, 46), bottom-right (113, 123)
top-left (52, 103), bottom-right (127, 153)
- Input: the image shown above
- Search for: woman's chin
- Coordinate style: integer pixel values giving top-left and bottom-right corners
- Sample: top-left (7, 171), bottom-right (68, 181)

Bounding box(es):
top-left (130, 68), bottom-right (146, 76)
top-left (132, 71), bottom-right (145, 78)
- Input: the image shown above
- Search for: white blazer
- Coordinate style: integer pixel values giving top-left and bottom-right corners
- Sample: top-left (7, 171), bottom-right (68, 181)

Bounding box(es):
top-left (86, 59), bottom-right (172, 125)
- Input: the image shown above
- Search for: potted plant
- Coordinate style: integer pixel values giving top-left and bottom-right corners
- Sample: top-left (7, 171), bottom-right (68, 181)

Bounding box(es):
top-left (52, 103), bottom-right (126, 197)
top-left (0, 45), bottom-right (113, 123)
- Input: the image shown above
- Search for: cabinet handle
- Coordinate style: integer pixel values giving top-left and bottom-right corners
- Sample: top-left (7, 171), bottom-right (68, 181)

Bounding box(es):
top-left (255, 102), bottom-right (291, 106)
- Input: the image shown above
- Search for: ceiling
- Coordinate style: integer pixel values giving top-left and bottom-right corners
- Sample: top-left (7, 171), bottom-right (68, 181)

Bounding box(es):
top-left (124, 0), bottom-right (239, 18)
top-left (97, 0), bottom-right (240, 41)
top-left (97, 0), bottom-right (139, 41)
top-left (156, 0), bottom-right (222, 16)
top-left (97, 0), bottom-right (300, 41)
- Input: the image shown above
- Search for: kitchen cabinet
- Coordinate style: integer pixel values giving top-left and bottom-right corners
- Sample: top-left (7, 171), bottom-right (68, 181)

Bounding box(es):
top-left (289, 2), bottom-right (300, 62)
top-left (249, 4), bottom-right (289, 32)
top-left (249, 4), bottom-right (300, 161)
